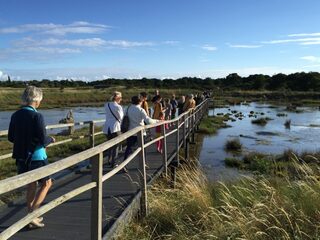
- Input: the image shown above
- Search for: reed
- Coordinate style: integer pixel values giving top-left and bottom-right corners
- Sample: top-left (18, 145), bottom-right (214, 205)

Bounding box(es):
top-left (119, 160), bottom-right (320, 240)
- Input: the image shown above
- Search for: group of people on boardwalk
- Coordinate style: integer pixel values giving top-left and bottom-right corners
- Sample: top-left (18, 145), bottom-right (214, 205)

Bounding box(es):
top-left (7, 85), bottom-right (209, 230)
top-left (102, 89), bottom-right (205, 166)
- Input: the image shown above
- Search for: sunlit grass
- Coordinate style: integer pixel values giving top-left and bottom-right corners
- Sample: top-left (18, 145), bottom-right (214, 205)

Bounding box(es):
top-left (119, 159), bottom-right (320, 240)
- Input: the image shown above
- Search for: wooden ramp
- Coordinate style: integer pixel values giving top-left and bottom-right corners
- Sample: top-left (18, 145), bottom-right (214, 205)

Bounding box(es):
top-left (0, 129), bottom-right (183, 240)
top-left (0, 99), bottom-right (209, 240)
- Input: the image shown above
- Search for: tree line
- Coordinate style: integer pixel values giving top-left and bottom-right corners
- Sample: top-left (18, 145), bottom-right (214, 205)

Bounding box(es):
top-left (1, 72), bottom-right (320, 91)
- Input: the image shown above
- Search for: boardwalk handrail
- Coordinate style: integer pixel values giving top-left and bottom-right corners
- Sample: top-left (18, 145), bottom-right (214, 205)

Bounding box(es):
top-left (0, 98), bottom-right (210, 240)
top-left (0, 118), bottom-right (107, 160)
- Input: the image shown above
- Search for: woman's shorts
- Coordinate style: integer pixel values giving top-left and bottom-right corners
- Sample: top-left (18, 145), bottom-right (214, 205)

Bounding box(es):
top-left (16, 159), bottom-right (51, 183)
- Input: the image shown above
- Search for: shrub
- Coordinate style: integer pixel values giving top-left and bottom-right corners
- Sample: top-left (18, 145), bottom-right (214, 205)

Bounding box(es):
top-left (251, 117), bottom-right (273, 125)
top-left (225, 157), bottom-right (243, 168)
top-left (225, 138), bottom-right (242, 151)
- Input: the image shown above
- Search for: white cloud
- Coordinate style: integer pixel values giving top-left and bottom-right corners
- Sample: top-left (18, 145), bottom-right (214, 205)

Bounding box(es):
top-left (104, 40), bottom-right (155, 48)
top-left (301, 56), bottom-right (320, 63)
top-left (229, 44), bottom-right (262, 48)
top-left (163, 41), bottom-right (180, 45)
top-left (262, 37), bottom-right (320, 44)
top-left (288, 32), bottom-right (320, 37)
top-left (17, 37), bottom-right (107, 47)
top-left (0, 70), bottom-right (8, 81)
top-left (14, 47), bottom-right (81, 54)
top-left (300, 41), bottom-right (320, 45)
top-left (0, 21), bottom-right (111, 35)
top-left (201, 44), bottom-right (217, 51)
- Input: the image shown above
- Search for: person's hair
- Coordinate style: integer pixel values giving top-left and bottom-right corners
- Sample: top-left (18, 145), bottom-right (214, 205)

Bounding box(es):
top-left (140, 92), bottom-right (147, 98)
top-left (131, 96), bottom-right (141, 105)
top-left (172, 94), bottom-right (176, 99)
top-left (21, 86), bottom-right (43, 105)
top-left (164, 98), bottom-right (170, 103)
top-left (154, 95), bottom-right (161, 102)
top-left (188, 94), bottom-right (194, 99)
top-left (111, 91), bottom-right (122, 101)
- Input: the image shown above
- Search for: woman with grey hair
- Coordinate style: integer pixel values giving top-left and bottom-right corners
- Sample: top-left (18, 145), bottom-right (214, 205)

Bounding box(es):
top-left (8, 86), bottom-right (55, 228)
top-left (102, 91), bottom-right (124, 167)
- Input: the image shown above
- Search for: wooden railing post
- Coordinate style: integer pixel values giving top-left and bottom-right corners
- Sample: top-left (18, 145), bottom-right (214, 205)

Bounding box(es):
top-left (176, 117), bottom-right (180, 164)
top-left (161, 124), bottom-right (168, 177)
top-left (90, 121), bottom-right (95, 148)
top-left (137, 129), bottom-right (147, 217)
top-left (191, 109), bottom-right (195, 144)
top-left (91, 152), bottom-right (103, 240)
top-left (183, 114), bottom-right (189, 161)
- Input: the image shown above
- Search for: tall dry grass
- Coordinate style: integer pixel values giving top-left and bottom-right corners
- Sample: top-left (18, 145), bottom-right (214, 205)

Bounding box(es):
top-left (119, 159), bottom-right (320, 240)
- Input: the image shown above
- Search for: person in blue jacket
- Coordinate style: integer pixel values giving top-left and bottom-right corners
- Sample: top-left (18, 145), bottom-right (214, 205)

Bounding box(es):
top-left (8, 86), bottom-right (55, 228)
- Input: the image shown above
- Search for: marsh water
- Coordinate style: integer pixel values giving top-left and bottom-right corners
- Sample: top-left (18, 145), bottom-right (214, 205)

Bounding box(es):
top-left (199, 102), bottom-right (320, 181)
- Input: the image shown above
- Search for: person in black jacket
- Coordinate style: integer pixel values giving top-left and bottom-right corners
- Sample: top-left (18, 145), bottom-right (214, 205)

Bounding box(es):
top-left (8, 86), bottom-right (55, 228)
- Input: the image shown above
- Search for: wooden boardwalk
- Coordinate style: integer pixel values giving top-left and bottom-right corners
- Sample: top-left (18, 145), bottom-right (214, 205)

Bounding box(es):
top-left (0, 99), bottom-right (209, 240)
top-left (0, 130), bottom-right (182, 240)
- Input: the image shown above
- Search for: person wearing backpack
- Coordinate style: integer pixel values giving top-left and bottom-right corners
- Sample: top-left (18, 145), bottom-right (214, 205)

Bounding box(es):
top-left (102, 91), bottom-right (124, 168)
top-left (8, 86), bottom-right (55, 229)
top-left (124, 96), bottom-right (161, 161)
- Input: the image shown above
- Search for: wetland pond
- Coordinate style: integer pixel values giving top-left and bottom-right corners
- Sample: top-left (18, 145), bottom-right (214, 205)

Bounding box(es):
top-left (199, 102), bottom-right (320, 181)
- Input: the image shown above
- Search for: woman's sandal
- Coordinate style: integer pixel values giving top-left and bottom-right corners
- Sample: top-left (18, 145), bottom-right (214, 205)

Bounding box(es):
top-left (28, 218), bottom-right (45, 229)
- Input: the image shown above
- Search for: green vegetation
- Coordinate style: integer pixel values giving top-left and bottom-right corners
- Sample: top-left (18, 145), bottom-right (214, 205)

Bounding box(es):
top-left (0, 87), bottom-right (200, 110)
top-left (198, 115), bottom-right (230, 134)
top-left (119, 161), bottom-right (320, 240)
top-left (224, 150), bottom-right (320, 176)
top-left (2, 71), bottom-right (320, 92)
top-left (224, 157), bottom-right (242, 168)
top-left (225, 138), bottom-right (242, 152)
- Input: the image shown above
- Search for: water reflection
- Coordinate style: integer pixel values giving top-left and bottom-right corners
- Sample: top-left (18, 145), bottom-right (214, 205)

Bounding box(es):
top-left (199, 102), bottom-right (320, 181)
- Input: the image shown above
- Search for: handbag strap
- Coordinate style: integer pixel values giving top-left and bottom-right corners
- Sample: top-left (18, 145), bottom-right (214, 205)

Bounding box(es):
top-left (108, 103), bottom-right (121, 123)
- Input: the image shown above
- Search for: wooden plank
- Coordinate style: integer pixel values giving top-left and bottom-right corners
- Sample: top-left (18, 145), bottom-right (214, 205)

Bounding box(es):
top-left (0, 153), bottom-right (12, 160)
top-left (165, 128), bottom-right (177, 137)
top-left (0, 182), bottom-right (96, 240)
top-left (102, 147), bottom-right (141, 182)
top-left (144, 135), bottom-right (164, 148)
top-left (91, 153), bottom-right (103, 240)
top-left (90, 122), bottom-right (95, 148)
top-left (137, 130), bottom-right (147, 217)
top-left (161, 124), bottom-right (168, 177)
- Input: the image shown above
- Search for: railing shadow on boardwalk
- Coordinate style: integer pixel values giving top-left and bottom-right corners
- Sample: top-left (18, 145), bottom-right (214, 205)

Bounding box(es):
top-left (0, 99), bottom-right (210, 240)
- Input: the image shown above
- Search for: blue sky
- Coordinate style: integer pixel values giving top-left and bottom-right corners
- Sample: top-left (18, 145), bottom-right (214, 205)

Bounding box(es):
top-left (1, 0), bottom-right (320, 81)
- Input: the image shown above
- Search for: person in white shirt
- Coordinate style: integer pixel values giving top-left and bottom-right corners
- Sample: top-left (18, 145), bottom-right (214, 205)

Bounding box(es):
top-left (124, 95), bottom-right (160, 160)
top-left (102, 91), bottom-right (124, 167)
